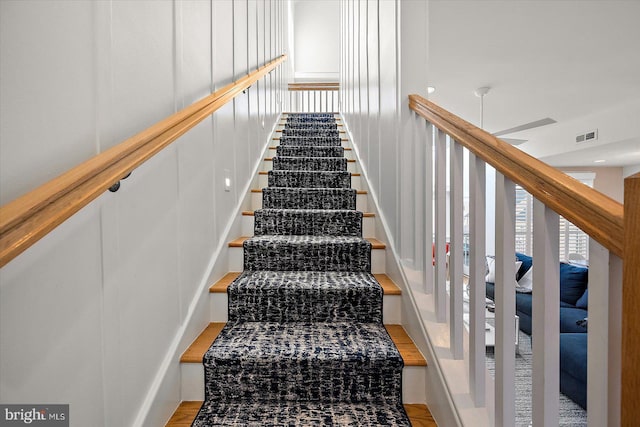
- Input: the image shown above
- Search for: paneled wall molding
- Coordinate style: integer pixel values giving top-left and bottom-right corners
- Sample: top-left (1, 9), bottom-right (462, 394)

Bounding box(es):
top-left (0, 1), bottom-right (291, 426)
top-left (339, 1), bottom-right (464, 426)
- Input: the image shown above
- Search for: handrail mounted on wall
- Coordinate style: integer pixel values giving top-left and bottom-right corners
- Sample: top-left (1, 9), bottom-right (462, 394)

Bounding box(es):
top-left (0, 54), bottom-right (287, 268)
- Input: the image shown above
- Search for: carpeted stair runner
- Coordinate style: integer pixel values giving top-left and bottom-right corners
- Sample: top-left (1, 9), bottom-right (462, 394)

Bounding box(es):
top-left (276, 146), bottom-right (344, 157)
top-left (272, 156), bottom-right (347, 171)
top-left (284, 122), bottom-right (338, 130)
top-left (282, 128), bottom-right (340, 138)
top-left (228, 271), bottom-right (382, 323)
top-left (193, 112), bottom-right (410, 426)
top-left (254, 209), bottom-right (362, 236)
top-left (279, 136), bottom-right (343, 146)
top-left (267, 170), bottom-right (351, 188)
top-left (262, 187), bottom-right (356, 210)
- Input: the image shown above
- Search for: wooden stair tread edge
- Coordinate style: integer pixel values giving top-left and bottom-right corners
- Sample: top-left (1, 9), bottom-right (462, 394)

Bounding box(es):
top-left (209, 272), bottom-right (241, 293)
top-left (229, 236), bottom-right (384, 248)
top-left (165, 401), bottom-right (203, 427)
top-left (228, 237), bottom-right (246, 247)
top-left (385, 325), bottom-right (427, 367)
top-left (405, 404), bottom-right (438, 426)
top-left (374, 273), bottom-right (402, 295)
top-left (367, 237), bottom-right (386, 249)
top-left (180, 323), bottom-right (225, 363)
top-left (166, 401), bottom-right (435, 427)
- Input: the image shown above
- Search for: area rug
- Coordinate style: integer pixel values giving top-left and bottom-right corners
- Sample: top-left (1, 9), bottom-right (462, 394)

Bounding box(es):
top-left (485, 325), bottom-right (587, 426)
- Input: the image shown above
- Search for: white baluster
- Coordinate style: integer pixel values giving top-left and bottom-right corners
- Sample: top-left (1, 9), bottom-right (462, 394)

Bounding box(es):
top-left (423, 121), bottom-right (434, 294)
top-left (495, 173), bottom-right (516, 426)
top-left (413, 112), bottom-right (425, 272)
top-left (587, 240), bottom-right (622, 427)
top-left (450, 141), bottom-right (464, 359)
top-left (469, 152), bottom-right (486, 406)
top-left (434, 128), bottom-right (447, 322)
top-left (532, 199), bottom-right (559, 426)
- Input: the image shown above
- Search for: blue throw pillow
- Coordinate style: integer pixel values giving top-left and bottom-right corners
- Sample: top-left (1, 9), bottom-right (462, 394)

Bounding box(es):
top-left (575, 288), bottom-right (588, 309)
top-left (515, 252), bottom-right (533, 281)
top-left (559, 262), bottom-right (589, 305)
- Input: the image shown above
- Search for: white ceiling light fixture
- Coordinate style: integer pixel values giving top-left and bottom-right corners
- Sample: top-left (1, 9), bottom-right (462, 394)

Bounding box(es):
top-left (427, 86), bottom-right (436, 94)
top-left (474, 86), bottom-right (557, 145)
top-left (474, 86), bottom-right (491, 128)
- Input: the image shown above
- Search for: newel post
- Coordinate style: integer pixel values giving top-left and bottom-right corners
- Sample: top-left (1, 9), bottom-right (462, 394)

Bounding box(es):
top-left (622, 172), bottom-right (640, 426)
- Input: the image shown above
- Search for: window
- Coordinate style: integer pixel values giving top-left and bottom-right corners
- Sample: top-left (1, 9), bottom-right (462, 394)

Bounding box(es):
top-left (514, 172), bottom-right (595, 261)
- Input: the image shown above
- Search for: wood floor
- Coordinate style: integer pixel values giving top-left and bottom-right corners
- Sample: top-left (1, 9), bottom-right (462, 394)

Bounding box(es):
top-left (165, 400), bottom-right (437, 427)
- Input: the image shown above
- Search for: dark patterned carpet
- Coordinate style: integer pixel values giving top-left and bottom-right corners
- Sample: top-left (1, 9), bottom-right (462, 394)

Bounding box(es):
top-left (192, 113), bottom-right (411, 426)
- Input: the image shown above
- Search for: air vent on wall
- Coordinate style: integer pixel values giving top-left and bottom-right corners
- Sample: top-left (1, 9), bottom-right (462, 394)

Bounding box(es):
top-left (576, 129), bottom-right (598, 144)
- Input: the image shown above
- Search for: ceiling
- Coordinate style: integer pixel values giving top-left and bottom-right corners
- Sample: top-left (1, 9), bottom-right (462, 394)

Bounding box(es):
top-left (426, 0), bottom-right (640, 169)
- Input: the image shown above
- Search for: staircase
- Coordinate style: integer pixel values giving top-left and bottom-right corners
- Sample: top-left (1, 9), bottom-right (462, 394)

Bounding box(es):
top-left (167, 113), bottom-right (434, 426)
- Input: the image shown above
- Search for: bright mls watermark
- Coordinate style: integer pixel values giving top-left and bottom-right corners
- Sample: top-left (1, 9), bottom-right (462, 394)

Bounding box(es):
top-left (0, 405), bottom-right (68, 426)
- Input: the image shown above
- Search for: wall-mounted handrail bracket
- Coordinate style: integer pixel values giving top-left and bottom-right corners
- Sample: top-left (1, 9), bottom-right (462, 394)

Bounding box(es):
top-left (108, 172), bottom-right (132, 193)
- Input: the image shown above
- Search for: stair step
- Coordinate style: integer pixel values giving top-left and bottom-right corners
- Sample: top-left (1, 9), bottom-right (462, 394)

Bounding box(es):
top-left (228, 236), bottom-right (386, 274)
top-left (279, 129), bottom-right (343, 138)
top-left (272, 156), bottom-right (349, 171)
top-left (275, 136), bottom-right (347, 146)
top-left (283, 122), bottom-right (338, 130)
top-left (242, 209), bottom-right (375, 237)
top-left (209, 271), bottom-right (400, 324)
top-left (203, 322), bottom-right (403, 404)
top-left (181, 322), bottom-right (424, 366)
top-left (259, 187), bottom-right (358, 210)
top-left (263, 157), bottom-right (357, 173)
top-left (229, 236), bottom-right (385, 249)
top-left (270, 145), bottom-right (352, 151)
top-left (265, 157), bottom-right (356, 163)
top-left (210, 271), bottom-right (400, 295)
top-left (243, 235), bottom-right (372, 272)
top-left (257, 171), bottom-right (361, 190)
top-left (227, 271), bottom-right (383, 322)
top-left (253, 209), bottom-right (363, 236)
top-left (166, 401), bottom-right (435, 427)
top-left (266, 170), bottom-right (352, 188)
top-left (252, 188), bottom-right (367, 211)
top-left (179, 324), bottom-right (426, 402)
top-left (276, 145), bottom-right (344, 157)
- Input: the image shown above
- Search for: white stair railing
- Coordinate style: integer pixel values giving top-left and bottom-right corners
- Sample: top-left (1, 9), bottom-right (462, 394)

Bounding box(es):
top-left (287, 82), bottom-right (339, 113)
top-left (409, 94), bottom-right (627, 426)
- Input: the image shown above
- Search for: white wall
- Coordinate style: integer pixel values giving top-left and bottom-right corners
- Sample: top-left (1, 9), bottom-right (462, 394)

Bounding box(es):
top-left (293, 0), bottom-right (340, 80)
top-left (340, 1), bottom-right (466, 425)
top-left (0, 1), bottom-right (289, 426)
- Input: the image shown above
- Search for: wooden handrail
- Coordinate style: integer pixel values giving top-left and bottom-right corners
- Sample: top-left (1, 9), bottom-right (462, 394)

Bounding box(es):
top-left (0, 54), bottom-right (287, 268)
top-left (409, 94), bottom-right (624, 258)
top-left (288, 82), bottom-right (339, 91)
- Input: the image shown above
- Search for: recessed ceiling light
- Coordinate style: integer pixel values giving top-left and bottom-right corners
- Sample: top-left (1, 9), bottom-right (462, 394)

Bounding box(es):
top-left (594, 159), bottom-right (606, 163)
top-left (427, 86), bottom-right (436, 94)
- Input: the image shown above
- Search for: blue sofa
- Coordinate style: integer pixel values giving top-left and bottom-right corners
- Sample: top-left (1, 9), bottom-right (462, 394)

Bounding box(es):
top-left (485, 252), bottom-right (589, 409)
